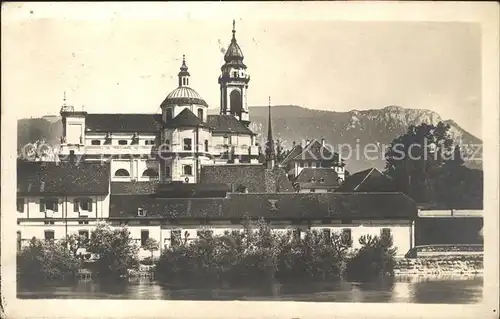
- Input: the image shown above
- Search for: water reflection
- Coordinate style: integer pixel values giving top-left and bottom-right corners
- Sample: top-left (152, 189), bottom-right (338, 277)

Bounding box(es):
top-left (17, 275), bottom-right (483, 303)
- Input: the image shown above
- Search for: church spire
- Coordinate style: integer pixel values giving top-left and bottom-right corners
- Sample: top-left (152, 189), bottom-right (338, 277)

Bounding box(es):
top-left (265, 96), bottom-right (275, 168)
top-left (232, 19), bottom-right (236, 40)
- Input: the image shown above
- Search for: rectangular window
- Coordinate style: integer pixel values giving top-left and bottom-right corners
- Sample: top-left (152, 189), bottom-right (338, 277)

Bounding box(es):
top-left (118, 140), bottom-right (128, 145)
top-left (341, 228), bottom-right (352, 245)
top-left (204, 140), bottom-right (209, 152)
top-left (17, 198), bottom-right (24, 213)
top-left (80, 198), bottom-right (92, 212)
top-left (44, 230), bottom-right (55, 241)
top-left (183, 138), bottom-right (192, 151)
top-left (91, 140), bottom-right (101, 145)
top-left (42, 198), bottom-right (58, 213)
top-left (310, 189), bottom-right (316, 193)
top-left (171, 229), bottom-right (181, 247)
top-left (141, 230), bottom-right (149, 247)
top-left (299, 162), bottom-right (304, 168)
top-left (304, 162), bottom-right (309, 168)
top-left (45, 199), bottom-right (58, 211)
top-left (183, 165), bottom-right (193, 176)
top-left (78, 220), bottom-right (89, 225)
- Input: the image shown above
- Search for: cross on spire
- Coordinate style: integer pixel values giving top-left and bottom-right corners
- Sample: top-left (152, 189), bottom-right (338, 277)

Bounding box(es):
top-left (232, 19), bottom-right (236, 38)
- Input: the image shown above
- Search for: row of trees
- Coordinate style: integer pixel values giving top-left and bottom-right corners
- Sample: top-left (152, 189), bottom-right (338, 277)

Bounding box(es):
top-left (155, 218), bottom-right (396, 285)
top-left (17, 220), bottom-right (397, 284)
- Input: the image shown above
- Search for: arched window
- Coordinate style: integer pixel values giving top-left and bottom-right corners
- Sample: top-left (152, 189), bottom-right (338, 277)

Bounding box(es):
top-left (115, 169), bottom-right (130, 177)
top-left (197, 108), bottom-right (203, 119)
top-left (91, 140), bottom-right (101, 145)
top-left (142, 168), bottom-right (159, 178)
top-left (204, 140), bottom-right (209, 152)
top-left (183, 165), bottom-right (193, 176)
top-left (186, 78), bottom-right (189, 86)
top-left (165, 166), bottom-right (171, 178)
top-left (230, 90), bottom-right (242, 116)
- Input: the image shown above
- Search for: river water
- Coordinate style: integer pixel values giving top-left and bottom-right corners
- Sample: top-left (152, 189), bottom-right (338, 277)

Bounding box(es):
top-left (18, 275), bottom-right (483, 303)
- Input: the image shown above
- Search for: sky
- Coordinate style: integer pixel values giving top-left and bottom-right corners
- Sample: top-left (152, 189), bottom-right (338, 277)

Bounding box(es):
top-left (2, 3), bottom-right (482, 137)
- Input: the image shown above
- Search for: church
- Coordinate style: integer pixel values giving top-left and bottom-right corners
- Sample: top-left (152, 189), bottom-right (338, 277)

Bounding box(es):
top-left (59, 21), bottom-right (269, 184)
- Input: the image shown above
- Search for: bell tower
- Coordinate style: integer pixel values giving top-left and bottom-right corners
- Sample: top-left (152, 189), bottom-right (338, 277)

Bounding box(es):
top-left (218, 20), bottom-right (251, 126)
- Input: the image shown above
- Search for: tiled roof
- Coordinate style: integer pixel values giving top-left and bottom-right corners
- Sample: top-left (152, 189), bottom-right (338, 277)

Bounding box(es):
top-left (160, 86), bottom-right (208, 107)
top-left (336, 168), bottom-right (396, 192)
top-left (85, 114), bottom-right (162, 133)
top-left (280, 144), bottom-right (303, 166)
top-left (17, 161), bottom-right (110, 196)
top-left (164, 108), bottom-right (207, 128)
top-left (295, 168), bottom-right (341, 189)
top-left (199, 165), bottom-right (294, 193)
top-left (292, 139), bottom-right (342, 163)
top-left (206, 115), bottom-right (255, 135)
top-left (156, 182), bottom-right (231, 198)
top-left (108, 192), bottom-right (417, 220)
top-left (110, 195), bottom-right (226, 219)
top-left (111, 182), bottom-right (159, 195)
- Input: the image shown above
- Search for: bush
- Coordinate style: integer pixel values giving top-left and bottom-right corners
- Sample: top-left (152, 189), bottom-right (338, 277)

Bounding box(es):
top-left (87, 224), bottom-right (140, 279)
top-left (17, 237), bottom-right (81, 282)
top-left (276, 229), bottom-right (350, 282)
top-left (156, 218), bottom-right (352, 285)
top-left (345, 233), bottom-right (397, 282)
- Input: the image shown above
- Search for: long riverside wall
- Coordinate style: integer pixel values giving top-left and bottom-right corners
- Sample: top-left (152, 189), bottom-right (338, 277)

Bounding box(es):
top-left (394, 255), bottom-right (483, 275)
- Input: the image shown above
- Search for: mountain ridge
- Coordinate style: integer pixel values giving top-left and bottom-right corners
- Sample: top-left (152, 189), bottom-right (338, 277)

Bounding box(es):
top-left (18, 105), bottom-right (482, 173)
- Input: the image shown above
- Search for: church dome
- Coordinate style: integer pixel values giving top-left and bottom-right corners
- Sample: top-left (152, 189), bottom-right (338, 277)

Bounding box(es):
top-left (161, 55), bottom-right (209, 108)
top-left (161, 87), bottom-right (208, 107)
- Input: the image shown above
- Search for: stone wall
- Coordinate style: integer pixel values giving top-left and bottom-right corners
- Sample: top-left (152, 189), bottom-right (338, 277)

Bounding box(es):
top-left (394, 255), bottom-right (483, 275)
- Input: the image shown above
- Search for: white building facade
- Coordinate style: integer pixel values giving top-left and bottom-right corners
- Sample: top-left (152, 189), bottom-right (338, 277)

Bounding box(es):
top-left (58, 22), bottom-right (260, 184)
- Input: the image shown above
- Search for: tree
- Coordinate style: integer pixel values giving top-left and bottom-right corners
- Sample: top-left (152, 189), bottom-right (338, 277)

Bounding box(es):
top-left (143, 238), bottom-right (159, 259)
top-left (434, 146), bottom-right (483, 209)
top-left (87, 224), bottom-right (139, 278)
top-left (60, 233), bottom-right (88, 258)
top-left (17, 237), bottom-right (81, 282)
top-left (384, 122), bottom-right (454, 203)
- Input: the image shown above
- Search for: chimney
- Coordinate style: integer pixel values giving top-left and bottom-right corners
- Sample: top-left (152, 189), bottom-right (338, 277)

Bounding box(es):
top-left (306, 139), bottom-right (310, 146)
top-left (292, 141), bottom-right (296, 147)
top-left (321, 138), bottom-right (325, 146)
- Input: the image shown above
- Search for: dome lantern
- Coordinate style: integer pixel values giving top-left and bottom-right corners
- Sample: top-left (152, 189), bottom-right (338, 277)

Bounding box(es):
top-left (178, 55), bottom-right (191, 87)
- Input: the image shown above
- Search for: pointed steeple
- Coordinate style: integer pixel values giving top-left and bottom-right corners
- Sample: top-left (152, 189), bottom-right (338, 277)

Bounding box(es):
top-left (178, 54), bottom-right (190, 87)
top-left (232, 19), bottom-right (236, 40)
top-left (224, 19), bottom-right (244, 63)
top-left (265, 96), bottom-right (275, 168)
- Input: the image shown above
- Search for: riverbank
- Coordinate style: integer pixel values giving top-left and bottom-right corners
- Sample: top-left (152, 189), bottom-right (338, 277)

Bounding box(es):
top-left (394, 256), bottom-right (483, 275)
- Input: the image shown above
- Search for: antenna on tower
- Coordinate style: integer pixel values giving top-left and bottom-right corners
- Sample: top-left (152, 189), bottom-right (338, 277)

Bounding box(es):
top-left (63, 91), bottom-right (67, 106)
